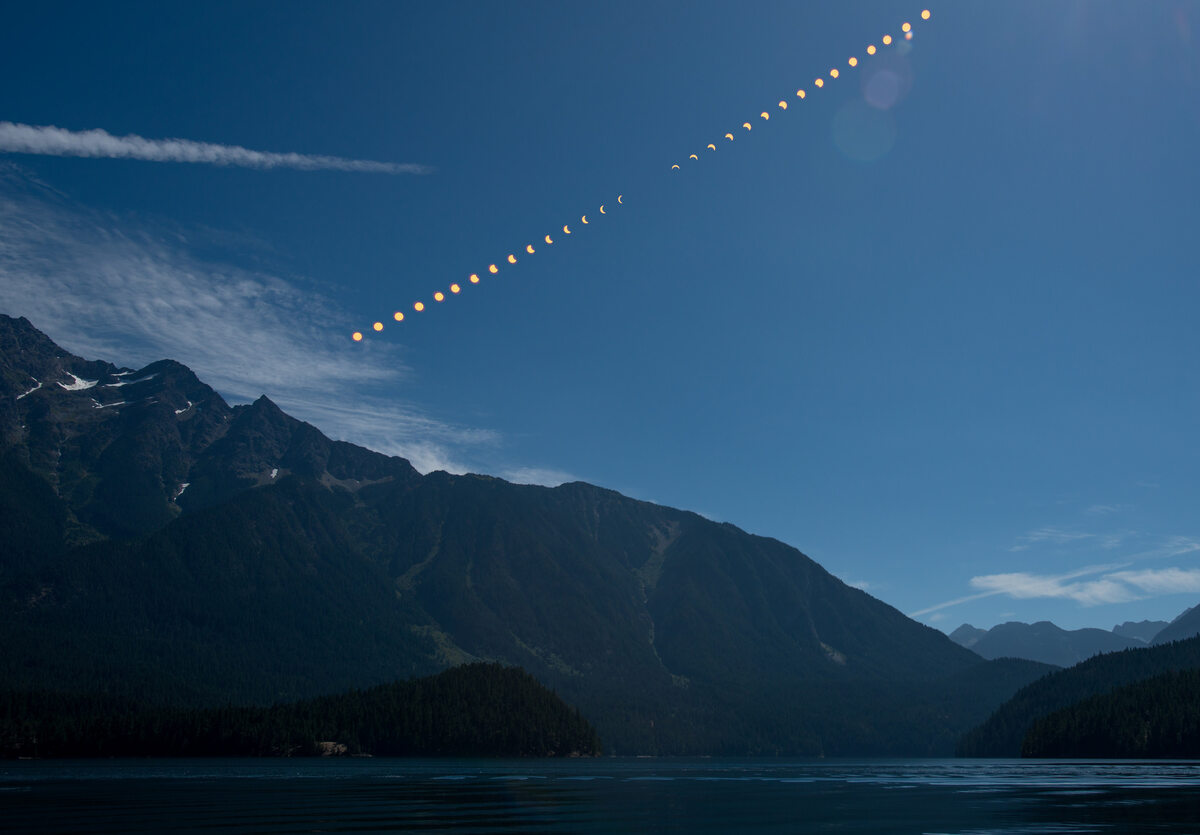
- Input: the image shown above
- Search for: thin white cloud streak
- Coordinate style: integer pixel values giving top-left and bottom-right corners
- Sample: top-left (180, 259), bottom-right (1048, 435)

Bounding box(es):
top-left (907, 563), bottom-right (1126, 617)
top-left (0, 122), bottom-right (430, 174)
top-left (499, 466), bottom-right (581, 487)
top-left (0, 172), bottom-right (487, 472)
top-left (1008, 527), bottom-right (1096, 552)
top-left (911, 537), bottom-right (1200, 616)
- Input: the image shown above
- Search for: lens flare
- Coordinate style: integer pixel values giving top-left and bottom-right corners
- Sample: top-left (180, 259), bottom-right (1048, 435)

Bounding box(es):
top-left (905, 31), bottom-right (913, 40)
top-left (352, 331), bottom-right (363, 341)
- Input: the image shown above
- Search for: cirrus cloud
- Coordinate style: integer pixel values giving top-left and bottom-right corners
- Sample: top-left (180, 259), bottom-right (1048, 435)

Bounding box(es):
top-left (0, 122), bottom-right (430, 174)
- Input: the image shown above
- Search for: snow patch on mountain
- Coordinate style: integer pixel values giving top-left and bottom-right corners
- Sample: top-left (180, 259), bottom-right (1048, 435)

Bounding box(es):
top-left (104, 373), bottom-right (158, 387)
top-left (58, 372), bottom-right (98, 391)
top-left (16, 379), bottom-right (41, 399)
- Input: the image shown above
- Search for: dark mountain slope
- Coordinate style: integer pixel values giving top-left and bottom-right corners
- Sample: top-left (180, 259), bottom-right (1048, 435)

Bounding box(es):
top-left (1112, 619), bottom-right (1168, 644)
top-left (1151, 604), bottom-right (1200, 645)
top-left (1, 313), bottom-right (1045, 754)
top-left (958, 635), bottom-right (1200, 757)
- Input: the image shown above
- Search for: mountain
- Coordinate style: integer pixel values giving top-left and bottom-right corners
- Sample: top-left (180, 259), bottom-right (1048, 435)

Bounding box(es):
top-left (1112, 619), bottom-right (1169, 644)
top-left (949, 621), bottom-right (1142, 667)
top-left (949, 624), bottom-right (987, 649)
top-left (1151, 604), bottom-right (1200, 645)
top-left (0, 313), bottom-right (1049, 755)
top-left (957, 635), bottom-right (1200, 757)
top-left (1021, 668), bottom-right (1200, 758)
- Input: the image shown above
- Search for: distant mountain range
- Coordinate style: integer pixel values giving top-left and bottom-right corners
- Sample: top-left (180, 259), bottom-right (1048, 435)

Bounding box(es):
top-left (0, 313), bottom-right (1053, 755)
top-left (948, 612), bottom-right (1197, 668)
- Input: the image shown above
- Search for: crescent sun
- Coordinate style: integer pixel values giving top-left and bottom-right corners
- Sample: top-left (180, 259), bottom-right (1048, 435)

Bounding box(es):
top-left (563, 224), bottom-right (571, 234)
top-left (599, 205), bottom-right (606, 214)
top-left (617, 194), bottom-right (623, 204)
top-left (581, 215), bottom-right (588, 224)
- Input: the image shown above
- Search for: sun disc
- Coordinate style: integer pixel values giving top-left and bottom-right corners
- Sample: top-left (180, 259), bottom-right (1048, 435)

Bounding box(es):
top-left (373, 321), bottom-right (383, 331)
top-left (470, 273), bottom-right (480, 283)
top-left (352, 331), bottom-right (363, 341)
top-left (488, 263), bottom-right (499, 273)
top-left (393, 311), bottom-right (404, 321)
top-left (526, 244), bottom-right (535, 253)
top-left (433, 292), bottom-right (444, 302)
top-left (450, 283), bottom-right (460, 294)
top-left (921, 9), bottom-right (931, 20)
top-left (414, 301), bottom-right (425, 312)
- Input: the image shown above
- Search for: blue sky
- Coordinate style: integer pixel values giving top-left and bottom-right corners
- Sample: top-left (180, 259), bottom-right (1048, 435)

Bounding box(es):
top-left (2, 1), bottom-right (1199, 633)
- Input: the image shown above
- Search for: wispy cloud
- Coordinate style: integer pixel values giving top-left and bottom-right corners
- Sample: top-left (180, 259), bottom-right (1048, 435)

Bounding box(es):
top-left (969, 568), bottom-right (1137, 606)
top-left (0, 168), bottom-right (486, 472)
top-left (1085, 503), bottom-right (1130, 516)
top-left (1008, 527), bottom-right (1096, 552)
top-left (911, 536), bottom-right (1200, 617)
top-left (0, 122), bottom-right (430, 174)
top-left (498, 467), bottom-right (581, 487)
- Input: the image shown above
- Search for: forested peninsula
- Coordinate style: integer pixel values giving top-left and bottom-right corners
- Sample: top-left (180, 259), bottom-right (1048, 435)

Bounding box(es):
top-left (0, 664), bottom-right (601, 758)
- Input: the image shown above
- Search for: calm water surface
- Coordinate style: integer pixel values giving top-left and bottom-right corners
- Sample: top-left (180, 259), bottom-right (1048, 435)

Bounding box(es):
top-left (2, 758), bottom-right (1198, 834)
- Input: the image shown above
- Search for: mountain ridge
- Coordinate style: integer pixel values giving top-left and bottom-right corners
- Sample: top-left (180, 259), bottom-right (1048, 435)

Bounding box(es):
top-left (1, 313), bottom-right (1047, 754)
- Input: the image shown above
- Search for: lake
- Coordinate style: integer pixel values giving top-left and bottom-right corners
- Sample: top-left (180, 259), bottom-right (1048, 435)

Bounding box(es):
top-left (2, 758), bottom-right (1199, 833)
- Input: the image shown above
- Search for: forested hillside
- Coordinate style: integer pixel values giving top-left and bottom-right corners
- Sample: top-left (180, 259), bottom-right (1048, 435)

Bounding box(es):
top-left (1022, 669), bottom-right (1200, 758)
top-left (958, 636), bottom-right (1200, 757)
top-left (0, 664), bottom-right (601, 758)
